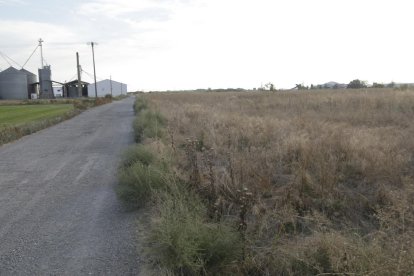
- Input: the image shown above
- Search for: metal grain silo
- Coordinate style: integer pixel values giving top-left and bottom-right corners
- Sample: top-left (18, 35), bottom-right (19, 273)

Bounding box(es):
top-left (39, 65), bottom-right (54, 99)
top-left (0, 67), bottom-right (29, 100)
top-left (20, 68), bottom-right (37, 97)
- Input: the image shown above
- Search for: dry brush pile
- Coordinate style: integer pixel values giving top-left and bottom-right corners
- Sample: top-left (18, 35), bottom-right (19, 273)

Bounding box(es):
top-left (123, 89), bottom-right (414, 275)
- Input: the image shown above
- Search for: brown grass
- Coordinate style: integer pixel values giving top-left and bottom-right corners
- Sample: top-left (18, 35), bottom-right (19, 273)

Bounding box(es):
top-left (142, 89), bottom-right (414, 275)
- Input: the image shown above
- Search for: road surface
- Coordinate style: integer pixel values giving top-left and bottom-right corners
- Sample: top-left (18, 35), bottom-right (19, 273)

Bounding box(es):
top-left (0, 97), bottom-right (141, 275)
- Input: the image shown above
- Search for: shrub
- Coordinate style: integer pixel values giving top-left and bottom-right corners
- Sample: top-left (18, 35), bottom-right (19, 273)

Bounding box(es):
top-left (133, 110), bottom-right (166, 142)
top-left (134, 97), bottom-right (149, 114)
top-left (94, 97), bottom-right (112, 106)
top-left (347, 79), bottom-right (367, 89)
top-left (150, 190), bottom-right (242, 275)
top-left (120, 144), bottom-right (155, 169)
top-left (117, 162), bottom-right (167, 208)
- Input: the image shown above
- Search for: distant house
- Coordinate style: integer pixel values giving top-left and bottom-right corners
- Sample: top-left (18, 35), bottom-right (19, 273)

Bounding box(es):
top-left (87, 79), bottom-right (127, 98)
top-left (323, 81), bottom-right (347, 89)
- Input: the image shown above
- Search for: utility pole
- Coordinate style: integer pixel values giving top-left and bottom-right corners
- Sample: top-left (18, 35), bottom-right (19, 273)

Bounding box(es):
top-left (110, 75), bottom-right (113, 96)
top-left (87, 42), bottom-right (98, 98)
top-left (38, 38), bottom-right (44, 68)
top-left (76, 52), bottom-right (82, 97)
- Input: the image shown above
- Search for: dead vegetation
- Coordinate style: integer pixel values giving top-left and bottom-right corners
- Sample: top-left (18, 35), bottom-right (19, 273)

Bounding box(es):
top-left (130, 89), bottom-right (414, 275)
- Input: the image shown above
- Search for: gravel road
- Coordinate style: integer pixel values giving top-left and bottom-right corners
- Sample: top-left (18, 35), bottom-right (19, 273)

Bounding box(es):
top-left (0, 97), bottom-right (141, 275)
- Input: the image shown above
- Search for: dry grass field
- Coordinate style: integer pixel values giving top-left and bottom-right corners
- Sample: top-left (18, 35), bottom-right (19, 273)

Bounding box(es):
top-left (128, 89), bottom-right (414, 275)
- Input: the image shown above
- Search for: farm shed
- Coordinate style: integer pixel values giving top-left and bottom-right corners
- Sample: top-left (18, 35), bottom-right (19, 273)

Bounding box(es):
top-left (64, 80), bottom-right (89, 98)
top-left (88, 79), bottom-right (127, 98)
top-left (0, 67), bottom-right (37, 100)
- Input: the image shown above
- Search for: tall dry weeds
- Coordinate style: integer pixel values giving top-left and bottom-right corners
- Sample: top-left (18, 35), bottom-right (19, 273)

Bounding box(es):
top-left (144, 89), bottom-right (414, 275)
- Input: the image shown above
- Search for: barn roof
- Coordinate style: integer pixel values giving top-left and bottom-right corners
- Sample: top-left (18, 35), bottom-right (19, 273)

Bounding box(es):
top-left (65, 80), bottom-right (90, 86)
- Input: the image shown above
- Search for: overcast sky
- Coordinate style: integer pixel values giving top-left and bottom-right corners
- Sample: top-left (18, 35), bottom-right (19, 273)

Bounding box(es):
top-left (0, 0), bottom-right (413, 91)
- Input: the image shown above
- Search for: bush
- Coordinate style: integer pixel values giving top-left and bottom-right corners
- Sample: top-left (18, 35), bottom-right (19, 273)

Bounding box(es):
top-left (150, 190), bottom-right (242, 275)
top-left (94, 97), bottom-right (112, 106)
top-left (134, 97), bottom-right (149, 114)
top-left (117, 162), bottom-right (167, 208)
top-left (347, 79), bottom-right (367, 89)
top-left (120, 144), bottom-right (155, 169)
top-left (133, 110), bottom-right (166, 142)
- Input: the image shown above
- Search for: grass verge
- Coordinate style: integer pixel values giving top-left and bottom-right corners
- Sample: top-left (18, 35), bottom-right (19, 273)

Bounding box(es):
top-left (0, 97), bottom-right (112, 146)
top-left (0, 104), bottom-right (74, 126)
top-left (118, 96), bottom-right (242, 274)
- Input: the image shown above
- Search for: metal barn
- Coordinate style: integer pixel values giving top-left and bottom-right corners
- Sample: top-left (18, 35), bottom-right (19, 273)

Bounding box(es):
top-left (87, 79), bottom-right (127, 98)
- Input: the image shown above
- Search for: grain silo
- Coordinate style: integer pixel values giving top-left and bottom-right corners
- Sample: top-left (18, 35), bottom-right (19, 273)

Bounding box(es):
top-left (39, 65), bottom-right (54, 99)
top-left (20, 68), bottom-right (37, 97)
top-left (0, 67), bottom-right (30, 100)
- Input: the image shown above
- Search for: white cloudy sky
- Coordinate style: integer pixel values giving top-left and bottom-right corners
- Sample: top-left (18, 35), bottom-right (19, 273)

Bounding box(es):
top-left (0, 0), bottom-right (413, 91)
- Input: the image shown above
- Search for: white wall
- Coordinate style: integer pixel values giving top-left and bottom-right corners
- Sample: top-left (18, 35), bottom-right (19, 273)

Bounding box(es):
top-left (87, 79), bottom-right (127, 97)
top-left (53, 86), bottom-right (63, 97)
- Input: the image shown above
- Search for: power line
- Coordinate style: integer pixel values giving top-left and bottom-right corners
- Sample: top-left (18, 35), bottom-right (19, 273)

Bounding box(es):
top-left (0, 52), bottom-right (13, 67)
top-left (82, 69), bottom-right (105, 82)
top-left (0, 51), bottom-right (22, 68)
top-left (3, 51), bottom-right (22, 67)
top-left (21, 45), bottom-right (39, 69)
top-left (65, 72), bottom-right (78, 82)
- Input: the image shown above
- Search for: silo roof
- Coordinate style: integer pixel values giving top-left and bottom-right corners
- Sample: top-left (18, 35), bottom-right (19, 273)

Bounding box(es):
top-left (20, 68), bottom-right (36, 76)
top-left (0, 66), bottom-right (25, 75)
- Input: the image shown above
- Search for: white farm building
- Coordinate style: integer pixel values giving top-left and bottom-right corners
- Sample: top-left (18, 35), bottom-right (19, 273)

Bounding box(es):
top-left (87, 79), bottom-right (127, 98)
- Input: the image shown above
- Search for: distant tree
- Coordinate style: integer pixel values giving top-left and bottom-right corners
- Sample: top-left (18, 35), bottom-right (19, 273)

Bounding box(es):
top-left (372, 82), bottom-right (385, 88)
top-left (265, 82), bottom-right (275, 91)
top-left (310, 84), bottom-right (315, 89)
top-left (295, 84), bottom-right (308, 90)
top-left (347, 79), bottom-right (367, 89)
top-left (400, 84), bottom-right (409, 91)
top-left (387, 82), bottom-right (396, 88)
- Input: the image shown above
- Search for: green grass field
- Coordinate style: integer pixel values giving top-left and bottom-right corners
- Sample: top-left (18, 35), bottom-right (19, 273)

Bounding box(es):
top-left (0, 104), bottom-right (74, 127)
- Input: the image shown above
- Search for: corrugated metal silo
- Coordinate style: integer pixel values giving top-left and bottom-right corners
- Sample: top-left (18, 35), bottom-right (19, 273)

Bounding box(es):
top-left (67, 86), bottom-right (78, 98)
top-left (0, 67), bottom-right (29, 100)
top-left (20, 68), bottom-right (37, 97)
top-left (39, 65), bottom-right (54, 99)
